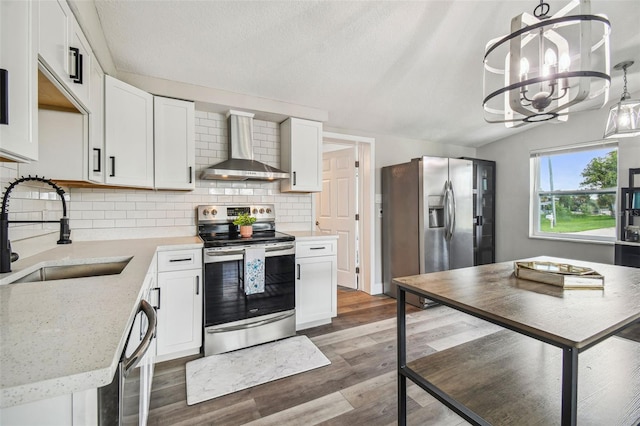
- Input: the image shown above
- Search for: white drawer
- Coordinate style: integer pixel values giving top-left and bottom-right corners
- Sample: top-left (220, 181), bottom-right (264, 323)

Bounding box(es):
top-left (296, 240), bottom-right (336, 258)
top-left (158, 249), bottom-right (202, 272)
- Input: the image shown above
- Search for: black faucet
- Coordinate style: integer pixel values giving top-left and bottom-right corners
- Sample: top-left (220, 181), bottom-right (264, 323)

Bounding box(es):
top-left (1, 176), bottom-right (72, 273)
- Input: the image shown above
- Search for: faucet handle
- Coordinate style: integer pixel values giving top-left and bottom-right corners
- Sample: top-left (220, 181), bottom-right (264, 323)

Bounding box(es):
top-left (58, 217), bottom-right (72, 245)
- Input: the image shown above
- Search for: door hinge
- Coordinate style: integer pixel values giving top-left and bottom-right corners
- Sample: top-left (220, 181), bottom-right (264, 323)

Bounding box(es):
top-left (355, 267), bottom-right (360, 274)
top-left (355, 161), bottom-right (359, 168)
top-left (355, 214), bottom-right (359, 221)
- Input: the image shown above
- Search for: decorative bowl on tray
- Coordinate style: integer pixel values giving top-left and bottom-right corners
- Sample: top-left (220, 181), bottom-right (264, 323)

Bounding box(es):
top-left (514, 261), bottom-right (604, 289)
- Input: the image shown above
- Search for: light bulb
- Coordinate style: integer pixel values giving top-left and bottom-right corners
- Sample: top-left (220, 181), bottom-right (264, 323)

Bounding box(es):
top-left (520, 57), bottom-right (530, 75)
top-left (618, 107), bottom-right (632, 128)
top-left (545, 49), bottom-right (557, 66)
top-left (543, 49), bottom-right (557, 77)
top-left (559, 53), bottom-right (571, 72)
top-left (520, 57), bottom-right (529, 83)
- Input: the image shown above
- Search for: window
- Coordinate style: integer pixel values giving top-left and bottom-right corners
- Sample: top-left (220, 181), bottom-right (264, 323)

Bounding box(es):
top-left (530, 141), bottom-right (618, 242)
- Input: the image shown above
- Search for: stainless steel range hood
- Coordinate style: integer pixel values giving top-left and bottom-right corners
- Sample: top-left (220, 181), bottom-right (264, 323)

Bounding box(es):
top-left (200, 110), bottom-right (289, 181)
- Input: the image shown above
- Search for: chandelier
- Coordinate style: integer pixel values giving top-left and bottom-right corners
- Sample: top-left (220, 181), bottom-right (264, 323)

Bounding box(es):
top-left (603, 61), bottom-right (640, 138)
top-left (483, 0), bottom-right (611, 128)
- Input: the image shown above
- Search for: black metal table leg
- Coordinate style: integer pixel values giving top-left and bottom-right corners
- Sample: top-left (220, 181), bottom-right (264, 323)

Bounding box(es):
top-left (397, 287), bottom-right (407, 425)
top-left (561, 347), bottom-right (578, 425)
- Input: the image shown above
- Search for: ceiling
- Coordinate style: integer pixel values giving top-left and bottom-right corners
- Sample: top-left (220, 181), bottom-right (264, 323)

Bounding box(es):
top-left (92, 0), bottom-right (640, 148)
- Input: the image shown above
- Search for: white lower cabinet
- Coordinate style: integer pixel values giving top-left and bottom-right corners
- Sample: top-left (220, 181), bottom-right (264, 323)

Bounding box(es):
top-left (0, 388), bottom-right (97, 426)
top-left (155, 249), bottom-right (203, 362)
top-left (295, 238), bottom-right (337, 330)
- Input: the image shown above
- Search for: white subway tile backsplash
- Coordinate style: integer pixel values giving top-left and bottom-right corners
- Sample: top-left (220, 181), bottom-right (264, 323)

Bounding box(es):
top-left (82, 210), bottom-right (105, 220)
top-left (115, 219), bottom-right (137, 228)
top-left (105, 211), bottom-right (127, 219)
top-left (92, 219), bottom-right (115, 228)
top-left (80, 192), bottom-right (105, 202)
top-left (72, 219), bottom-right (95, 229)
top-left (147, 210), bottom-right (167, 219)
top-left (135, 219), bottom-right (156, 227)
top-left (127, 210), bottom-right (148, 219)
top-left (92, 202), bottom-right (115, 211)
top-left (104, 193), bottom-right (127, 202)
top-left (126, 194), bottom-right (148, 202)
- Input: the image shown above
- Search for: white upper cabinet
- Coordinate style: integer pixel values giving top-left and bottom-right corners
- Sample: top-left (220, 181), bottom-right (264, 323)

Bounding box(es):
top-left (0, 0), bottom-right (38, 162)
top-left (154, 96), bottom-right (195, 190)
top-left (67, 20), bottom-right (92, 108)
top-left (37, 0), bottom-right (71, 87)
top-left (280, 117), bottom-right (323, 192)
top-left (88, 57), bottom-right (104, 183)
top-left (104, 75), bottom-right (154, 188)
top-left (38, 0), bottom-right (92, 109)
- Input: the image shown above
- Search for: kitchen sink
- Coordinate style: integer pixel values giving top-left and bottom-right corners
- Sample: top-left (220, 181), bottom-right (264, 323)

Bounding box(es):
top-left (9, 257), bottom-right (132, 283)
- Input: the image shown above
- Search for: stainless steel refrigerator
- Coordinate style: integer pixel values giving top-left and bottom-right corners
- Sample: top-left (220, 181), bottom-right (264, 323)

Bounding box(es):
top-left (382, 156), bottom-right (474, 308)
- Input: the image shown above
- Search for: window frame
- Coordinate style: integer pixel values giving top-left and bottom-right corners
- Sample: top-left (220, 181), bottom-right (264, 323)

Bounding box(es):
top-left (529, 140), bottom-right (618, 243)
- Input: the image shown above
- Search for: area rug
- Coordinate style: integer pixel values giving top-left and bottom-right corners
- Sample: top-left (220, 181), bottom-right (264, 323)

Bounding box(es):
top-left (185, 335), bottom-right (331, 405)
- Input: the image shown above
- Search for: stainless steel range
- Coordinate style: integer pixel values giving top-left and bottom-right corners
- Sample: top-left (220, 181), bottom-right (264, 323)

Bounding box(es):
top-left (197, 205), bottom-right (296, 355)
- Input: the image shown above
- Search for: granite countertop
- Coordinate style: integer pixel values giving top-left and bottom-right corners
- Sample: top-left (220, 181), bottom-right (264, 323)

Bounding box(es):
top-left (286, 231), bottom-right (338, 241)
top-left (0, 236), bottom-right (202, 408)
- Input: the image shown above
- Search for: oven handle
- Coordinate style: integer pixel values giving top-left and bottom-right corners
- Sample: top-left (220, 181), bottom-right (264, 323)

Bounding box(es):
top-left (205, 244), bottom-right (295, 260)
top-left (206, 311), bottom-right (295, 333)
top-left (123, 299), bottom-right (156, 375)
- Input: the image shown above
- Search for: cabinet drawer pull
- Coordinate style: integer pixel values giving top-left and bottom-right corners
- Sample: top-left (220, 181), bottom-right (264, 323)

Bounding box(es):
top-left (196, 275), bottom-right (200, 295)
top-left (189, 166), bottom-right (193, 184)
top-left (310, 246), bottom-right (326, 250)
top-left (93, 148), bottom-right (101, 172)
top-left (0, 69), bottom-right (8, 125)
top-left (297, 264), bottom-right (301, 280)
top-left (110, 156), bottom-right (115, 177)
top-left (169, 257), bottom-right (192, 263)
top-left (69, 47), bottom-right (83, 84)
top-left (293, 171), bottom-right (297, 186)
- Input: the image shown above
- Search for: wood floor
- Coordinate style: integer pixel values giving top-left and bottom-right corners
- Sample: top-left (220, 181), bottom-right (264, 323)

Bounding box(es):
top-left (146, 289), bottom-right (505, 425)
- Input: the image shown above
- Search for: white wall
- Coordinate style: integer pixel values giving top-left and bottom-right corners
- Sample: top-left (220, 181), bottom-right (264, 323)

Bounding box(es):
top-left (477, 90), bottom-right (640, 265)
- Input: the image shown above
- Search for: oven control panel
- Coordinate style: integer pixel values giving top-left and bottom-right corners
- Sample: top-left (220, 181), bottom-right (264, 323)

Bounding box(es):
top-left (197, 205), bottom-right (276, 224)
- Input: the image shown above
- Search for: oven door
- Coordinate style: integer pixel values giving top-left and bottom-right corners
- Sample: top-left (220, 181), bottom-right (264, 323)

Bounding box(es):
top-left (203, 243), bottom-right (295, 354)
top-left (204, 243), bottom-right (295, 327)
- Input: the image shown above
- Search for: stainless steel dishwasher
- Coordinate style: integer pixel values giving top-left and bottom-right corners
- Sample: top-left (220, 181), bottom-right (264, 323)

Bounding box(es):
top-left (97, 298), bottom-right (157, 426)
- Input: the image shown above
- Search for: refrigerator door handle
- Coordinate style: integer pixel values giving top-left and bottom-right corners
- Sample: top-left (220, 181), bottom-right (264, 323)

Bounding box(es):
top-left (449, 181), bottom-right (456, 239)
top-left (444, 180), bottom-right (452, 241)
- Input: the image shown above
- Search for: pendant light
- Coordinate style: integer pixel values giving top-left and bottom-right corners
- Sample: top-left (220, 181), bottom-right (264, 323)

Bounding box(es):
top-left (603, 61), bottom-right (640, 138)
top-left (483, 0), bottom-right (611, 128)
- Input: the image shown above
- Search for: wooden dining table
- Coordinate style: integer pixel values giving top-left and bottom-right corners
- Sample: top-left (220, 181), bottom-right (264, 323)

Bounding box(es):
top-left (394, 256), bottom-right (640, 425)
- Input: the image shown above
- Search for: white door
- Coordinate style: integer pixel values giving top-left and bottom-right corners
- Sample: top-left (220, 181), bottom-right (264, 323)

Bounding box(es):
top-left (316, 147), bottom-right (358, 289)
